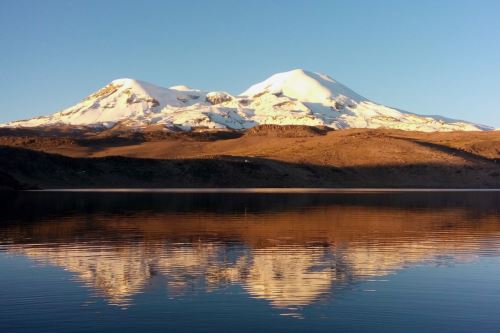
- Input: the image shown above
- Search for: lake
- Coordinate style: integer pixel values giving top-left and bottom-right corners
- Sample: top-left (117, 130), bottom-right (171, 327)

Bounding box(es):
top-left (1, 190), bottom-right (500, 332)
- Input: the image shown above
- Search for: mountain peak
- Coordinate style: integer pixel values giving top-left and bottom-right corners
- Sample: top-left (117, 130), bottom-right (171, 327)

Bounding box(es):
top-left (240, 69), bottom-right (365, 103)
top-left (110, 77), bottom-right (138, 85)
top-left (105, 78), bottom-right (173, 98)
top-left (169, 85), bottom-right (200, 92)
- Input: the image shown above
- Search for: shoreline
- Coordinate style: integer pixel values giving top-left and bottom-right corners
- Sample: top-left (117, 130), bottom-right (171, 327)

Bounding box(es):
top-left (28, 188), bottom-right (500, 193)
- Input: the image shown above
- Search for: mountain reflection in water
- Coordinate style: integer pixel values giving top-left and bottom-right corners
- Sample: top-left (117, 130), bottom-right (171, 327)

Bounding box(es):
top-left (1, 191), bottom-right (500, 312)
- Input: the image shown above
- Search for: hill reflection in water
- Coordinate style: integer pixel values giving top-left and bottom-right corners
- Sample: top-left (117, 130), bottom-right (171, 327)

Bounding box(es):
top-left (1, 191), bottom-right (500, 311)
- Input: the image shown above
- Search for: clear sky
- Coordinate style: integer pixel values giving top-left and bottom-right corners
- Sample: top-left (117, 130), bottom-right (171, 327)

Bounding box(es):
top-left (1, 0), bottom-right (499, 127)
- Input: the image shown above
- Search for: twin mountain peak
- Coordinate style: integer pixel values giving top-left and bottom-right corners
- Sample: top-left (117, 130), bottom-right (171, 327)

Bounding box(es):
top-left (2, 69), bottom-right (491, 132)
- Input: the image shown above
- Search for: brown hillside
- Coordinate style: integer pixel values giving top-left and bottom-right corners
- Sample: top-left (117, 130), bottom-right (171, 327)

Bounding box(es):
top-left (0, 127), bottom-right (499, 188)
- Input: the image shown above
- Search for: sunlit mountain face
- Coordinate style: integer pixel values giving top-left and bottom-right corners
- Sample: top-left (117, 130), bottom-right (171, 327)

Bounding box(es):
top-left (2, 70), bottom-right (491, 132)
top-left (1, 192), bottom-right (500, 313)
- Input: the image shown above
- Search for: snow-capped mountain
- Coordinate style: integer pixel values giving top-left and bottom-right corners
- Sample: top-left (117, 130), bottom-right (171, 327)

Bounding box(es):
top-left (2, 69), bottom-right (491, 132)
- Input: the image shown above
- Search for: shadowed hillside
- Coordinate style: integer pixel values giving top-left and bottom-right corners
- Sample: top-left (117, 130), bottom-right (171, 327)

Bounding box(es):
top-left (0, 127), bottom-right (499, 189)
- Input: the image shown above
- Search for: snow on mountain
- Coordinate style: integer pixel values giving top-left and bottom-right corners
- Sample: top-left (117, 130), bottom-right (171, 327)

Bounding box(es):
top-left (242, 69), bottom-right (364, 103)
top-left (5, 79), bottom-right (200, 128)
top-left (2, 69), bottom-right (492, 132)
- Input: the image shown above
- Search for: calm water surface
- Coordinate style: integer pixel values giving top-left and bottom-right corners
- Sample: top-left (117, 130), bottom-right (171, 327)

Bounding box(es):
top-left (1, 191), bottom-right (500, 332)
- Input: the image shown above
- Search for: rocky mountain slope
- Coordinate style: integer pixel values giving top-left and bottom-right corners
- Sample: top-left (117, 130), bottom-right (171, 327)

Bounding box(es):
top-left (2, 69), bottom-right (491, 132)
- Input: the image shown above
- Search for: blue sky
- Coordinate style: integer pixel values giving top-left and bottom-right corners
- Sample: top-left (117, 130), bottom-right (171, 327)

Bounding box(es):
top-left (1, 0), bottom-right (499, 126)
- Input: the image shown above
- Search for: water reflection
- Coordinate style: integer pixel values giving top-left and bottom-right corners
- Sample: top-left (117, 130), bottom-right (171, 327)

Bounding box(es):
top-left (1, 192), bottom-right (500, 311)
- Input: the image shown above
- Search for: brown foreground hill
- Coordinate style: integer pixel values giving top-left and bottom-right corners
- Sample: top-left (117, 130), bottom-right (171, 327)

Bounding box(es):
top-left (0, 125), bottom-right (499, 189)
